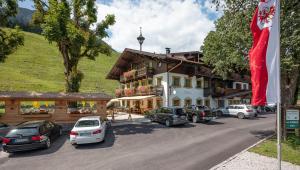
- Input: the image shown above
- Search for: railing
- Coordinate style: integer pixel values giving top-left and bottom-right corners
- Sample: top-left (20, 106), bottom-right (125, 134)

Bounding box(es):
top-left (120, 67), bottom-right (154, 82)
top-left (212, 87), bottom-right (247, 97)
top-left (115, 86), bottom-right (163, 97)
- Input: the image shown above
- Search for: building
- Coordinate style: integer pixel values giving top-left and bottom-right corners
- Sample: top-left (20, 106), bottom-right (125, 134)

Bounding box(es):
top-left (106, 48), bottom-right (251, 113)
top-left (0, 92), bottom-right (111, 124)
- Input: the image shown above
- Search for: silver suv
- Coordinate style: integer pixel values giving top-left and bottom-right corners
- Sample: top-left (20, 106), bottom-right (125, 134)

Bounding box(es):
top-left (216, 104), bottom-right (256, 119)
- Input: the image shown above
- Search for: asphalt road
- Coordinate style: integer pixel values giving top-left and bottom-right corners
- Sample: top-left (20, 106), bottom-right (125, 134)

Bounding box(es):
top-left (0, 113), bottom-right (275, 170)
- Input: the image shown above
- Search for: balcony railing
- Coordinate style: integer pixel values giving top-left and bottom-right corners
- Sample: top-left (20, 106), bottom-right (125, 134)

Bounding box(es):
top-left (120, 67), bottom-right (154, 82)
top-left (115, 86), bottom-right (163, 97)
top-left (212, 87), bottom-right (247, 97)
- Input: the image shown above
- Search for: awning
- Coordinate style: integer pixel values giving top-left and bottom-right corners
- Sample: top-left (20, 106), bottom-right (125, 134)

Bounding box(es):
top-left (117, 95), bottom-right (156, 100)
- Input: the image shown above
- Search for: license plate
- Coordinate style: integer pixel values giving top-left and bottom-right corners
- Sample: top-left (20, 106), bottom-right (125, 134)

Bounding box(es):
top-left (80, 132), bottom-right (91, 136)
top-left (14, 138), bottom-right (28, 142)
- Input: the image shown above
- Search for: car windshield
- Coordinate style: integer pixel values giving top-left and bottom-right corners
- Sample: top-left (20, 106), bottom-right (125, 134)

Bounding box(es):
top-left (75, 120), bottom-right (99, 127)
top-left (175, 108), bottom-right (185, 115)
top-left (6, 128), bottom-right (38, 137)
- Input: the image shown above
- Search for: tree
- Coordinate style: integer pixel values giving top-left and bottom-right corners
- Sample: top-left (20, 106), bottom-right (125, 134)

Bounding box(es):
top-left (32, 0), bottom-right (115, 92)
top-left (202, 0), bottom-right (300, 105)
top-left (0, 0), bottom-right (24, 62)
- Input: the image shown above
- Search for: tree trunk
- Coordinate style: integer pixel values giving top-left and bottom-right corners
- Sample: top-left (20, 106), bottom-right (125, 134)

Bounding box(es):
top-left (280, 66), bottom-right (299, 140)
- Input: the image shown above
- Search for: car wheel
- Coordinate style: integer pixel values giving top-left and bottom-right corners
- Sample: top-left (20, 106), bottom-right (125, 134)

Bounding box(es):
top-left (192, 115), bottom-right (198, 123)
top-left (237, 113), bottom-right (245, 119)
top-left (165, 119), bottom-right (171, 127)
top-left (217, 111), bottom-right (223, 117)
top-left (45, 138), bottom-right (51, 149)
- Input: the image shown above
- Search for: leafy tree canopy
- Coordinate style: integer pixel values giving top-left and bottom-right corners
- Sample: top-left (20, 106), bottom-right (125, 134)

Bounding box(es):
top-left (33, 0), bottom-right (115, 92)
top-left (202, 0), bottom-right (300, 104)
top-left (0, 0), bottom-right (24, 61)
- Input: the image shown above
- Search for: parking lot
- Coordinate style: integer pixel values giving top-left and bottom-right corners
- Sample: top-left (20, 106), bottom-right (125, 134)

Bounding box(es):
top-left (0, 113), bottom-right (275, 170)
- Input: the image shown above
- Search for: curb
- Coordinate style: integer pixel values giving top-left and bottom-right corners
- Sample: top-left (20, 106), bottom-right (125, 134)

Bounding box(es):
top-left (209, 134), bottom-right (274, 170)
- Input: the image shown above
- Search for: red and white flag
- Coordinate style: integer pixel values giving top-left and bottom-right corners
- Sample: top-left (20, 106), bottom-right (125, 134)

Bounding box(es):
top-left (249, 0), bottom-right (280, 106)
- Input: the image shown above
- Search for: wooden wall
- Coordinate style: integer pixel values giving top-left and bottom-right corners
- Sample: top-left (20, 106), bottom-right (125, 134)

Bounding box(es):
top-left (0, 99), bottom-right (109, 125)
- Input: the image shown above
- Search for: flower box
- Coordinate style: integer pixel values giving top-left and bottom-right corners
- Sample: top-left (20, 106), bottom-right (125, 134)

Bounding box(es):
top-left (137, 86), bottom-right (150, 94)
top-left (124, 88), bottom-right (135, 96)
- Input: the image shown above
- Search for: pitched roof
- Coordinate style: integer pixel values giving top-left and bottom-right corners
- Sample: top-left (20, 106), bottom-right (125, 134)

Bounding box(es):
top-left (0, 91), bottom-right (112, 101)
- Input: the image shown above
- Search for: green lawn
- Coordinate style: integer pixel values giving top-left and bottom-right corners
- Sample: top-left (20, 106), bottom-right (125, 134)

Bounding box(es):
top-left (249, 135), bottom-right (300, 165)
top-left (0, 30), bottom-right (119, 95)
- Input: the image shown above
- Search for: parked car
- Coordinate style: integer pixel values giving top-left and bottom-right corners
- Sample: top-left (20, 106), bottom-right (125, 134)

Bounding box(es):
top-left (185, 105), bottom-right (216, 123)
top-left (215, 104), bottom-right (256, 119)
top-left (2, 120), bottom-right (62, 153)
top-left (148, 107), bottom-right (188, 127)
top-left (70, 116), bottom-right (107, 145)
top-left (0, 122), bottom-right (11, 142)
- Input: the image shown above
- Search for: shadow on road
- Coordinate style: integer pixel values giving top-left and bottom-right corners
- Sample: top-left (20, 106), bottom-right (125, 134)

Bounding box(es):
top-left (113, 123), bottom-right (164, 135)
top-left (8, 133), bottom-right (68, 158)
top-left (203, 121), bottom-right (224, 125)
top-left (250, 130), bottom-right (275, 139)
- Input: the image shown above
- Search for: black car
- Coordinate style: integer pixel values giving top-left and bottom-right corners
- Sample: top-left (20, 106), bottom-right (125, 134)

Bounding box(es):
top-left (2, 120), bottom-right (62, 153)
top-left (148, 107), bottom-right (188, 127)
top-left (0, 122), bottom-right (11, 142)
top-left (185, 105), bottom-right (216, 123)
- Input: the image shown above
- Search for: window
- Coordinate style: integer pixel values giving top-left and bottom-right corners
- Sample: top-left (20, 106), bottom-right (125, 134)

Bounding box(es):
top-left (148, 79), bottom-right (153, 85)
top-left (184, 78), bottom-right (192, 88)
top-left (184, 98), bottom-right (192, 106)
top-left (196, 79), bottom-right (203, 88)
top-left (0, 101), bottom-right (4, 115)
top-left (243, 84), bottom-right (247, 90)
top-left (204, 80), bottom-right (209, 88)
top-left (218, 100), bottom-right (225, 108)
top-left (75, 120), bottom-right (100, 127)
top-left (141, 79), bottom-right (147, 86)
top-left (20, 101), bottom-right (55, 114)
top-left (172, 76), bottom-right (181, 87)
top-left (236, 83), bottom-right (242, 89)
top-left (156, 98), bottom-right (162, 108)
top-left (147, 100), bottom-right (153, 109)
top-left (204, 99), bottom-right (210, 107)
top-left (149, 61), bottom-right (153, 68)
top-left (173, 97), bottom-right (181, 106)
top-left (156, 77), bottom-right (162, 86)
top-left (196, 99), bottom-right (203, 105)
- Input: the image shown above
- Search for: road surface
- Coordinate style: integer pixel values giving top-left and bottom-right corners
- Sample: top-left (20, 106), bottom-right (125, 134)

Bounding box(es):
top-left (0, 113), bottom-right (275, 170)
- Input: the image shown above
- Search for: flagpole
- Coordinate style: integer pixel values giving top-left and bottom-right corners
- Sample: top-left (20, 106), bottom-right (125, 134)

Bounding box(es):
top-left (277, 0), bottom-right (281, 170)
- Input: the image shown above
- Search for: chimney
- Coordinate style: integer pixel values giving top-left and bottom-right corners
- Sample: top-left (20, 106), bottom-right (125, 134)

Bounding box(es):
top-left (165, 47), bottom-right (171, 54)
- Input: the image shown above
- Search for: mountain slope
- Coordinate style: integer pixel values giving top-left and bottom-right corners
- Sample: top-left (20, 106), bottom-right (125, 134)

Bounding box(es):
top-left (0, 31), bottom-right (119, 95)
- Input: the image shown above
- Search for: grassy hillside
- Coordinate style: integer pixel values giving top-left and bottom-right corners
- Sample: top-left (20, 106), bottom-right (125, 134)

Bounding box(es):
top-left (0, 31), bottom-right (119, 95)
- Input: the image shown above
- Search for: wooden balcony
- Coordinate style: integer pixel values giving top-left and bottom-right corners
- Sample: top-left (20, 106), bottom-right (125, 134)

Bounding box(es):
top-left (212, 87), bottom-right (247, 97)
top-left (115, 86), bottom-right (163, 97)
top-left (120, 67), bottom-right (154, 82)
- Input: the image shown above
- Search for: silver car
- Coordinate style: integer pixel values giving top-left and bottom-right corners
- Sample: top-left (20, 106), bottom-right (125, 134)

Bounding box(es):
top-left (216, 104), bottom-right (256, 119)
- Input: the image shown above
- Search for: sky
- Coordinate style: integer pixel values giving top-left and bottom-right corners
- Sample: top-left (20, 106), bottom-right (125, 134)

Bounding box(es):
top-left (19, 0), bottom-right (222, 53)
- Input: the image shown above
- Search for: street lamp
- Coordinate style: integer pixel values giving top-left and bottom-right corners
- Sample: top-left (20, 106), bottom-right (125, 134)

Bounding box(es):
top-left (137, 27), bottom-right (145, 51)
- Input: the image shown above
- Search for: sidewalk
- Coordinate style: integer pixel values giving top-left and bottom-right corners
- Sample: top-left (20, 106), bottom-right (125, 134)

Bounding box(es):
top-left (107, 112), bottom-right (151, 126)
top-left (211, 151), bottom-right (300, 170)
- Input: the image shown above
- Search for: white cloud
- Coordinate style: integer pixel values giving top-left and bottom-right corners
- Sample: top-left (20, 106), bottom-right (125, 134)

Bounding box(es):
top-left (96, 0), bottom-right (219, 53)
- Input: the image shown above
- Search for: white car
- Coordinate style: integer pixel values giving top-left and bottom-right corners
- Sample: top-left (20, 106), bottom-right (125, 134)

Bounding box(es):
top-left (70, 116), bottom-right (107, 145)
top-left (216, 104), bottom-right (256, 119)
